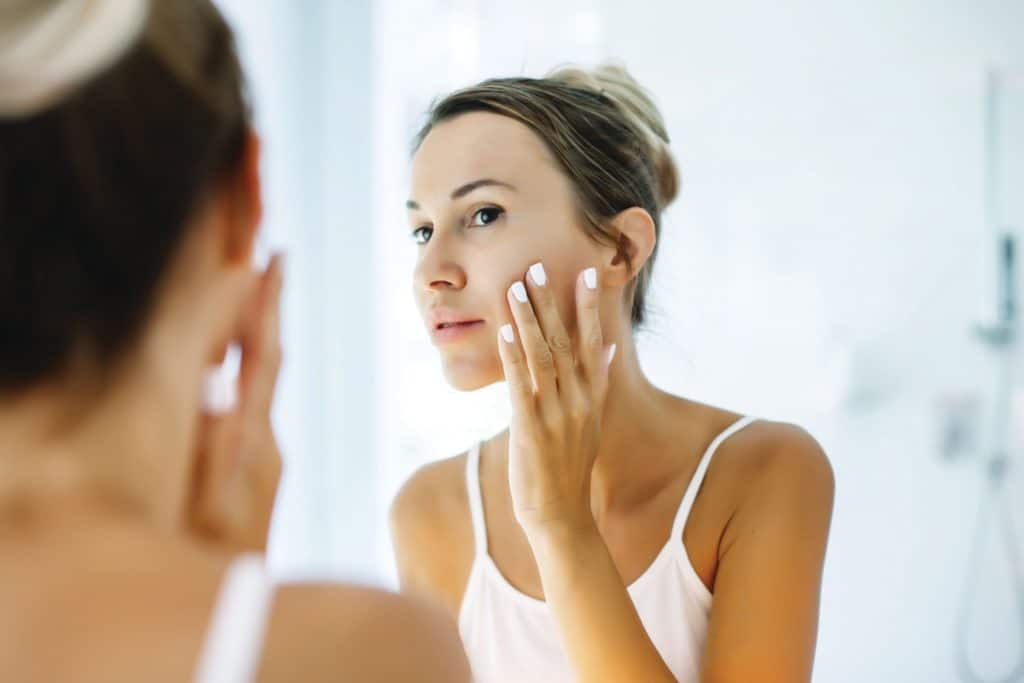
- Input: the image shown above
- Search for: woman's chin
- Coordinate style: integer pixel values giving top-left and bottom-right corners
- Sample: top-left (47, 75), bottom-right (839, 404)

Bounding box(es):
top-left (441, 356), bottom-right (501, 392)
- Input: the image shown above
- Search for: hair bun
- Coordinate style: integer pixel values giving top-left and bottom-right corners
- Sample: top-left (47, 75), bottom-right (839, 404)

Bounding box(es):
top-left (0, 0), bottom-right (149, 117)
top-left (548, 63), bottom-right (679, 209)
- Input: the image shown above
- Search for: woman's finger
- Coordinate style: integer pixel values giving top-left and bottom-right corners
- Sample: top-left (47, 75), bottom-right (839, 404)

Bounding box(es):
top-left (523, 262), bottom-right (581, 402)
top-left (507, 279), bottom-right (559, 398)
top-left (239, 254), bottom-right (284, 420)
top-left (188, 408), bottom-right (243, 539)
top-left (496, 322), bottom-right (537, 419)
top-left (575, 267), bottom-right (605, 394)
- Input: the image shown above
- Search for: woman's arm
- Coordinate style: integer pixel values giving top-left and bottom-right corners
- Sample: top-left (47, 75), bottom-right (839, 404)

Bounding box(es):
top-left (699, 429), bottom-right (835, 683)
top-left (526, 520), bottom-right (679, 681)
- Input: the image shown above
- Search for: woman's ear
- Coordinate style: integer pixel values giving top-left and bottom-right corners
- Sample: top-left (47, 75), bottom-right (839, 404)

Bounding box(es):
top-left (221, 129), bottom-right (263, 266)
top-left (603, 207), bottom-right (656, 288)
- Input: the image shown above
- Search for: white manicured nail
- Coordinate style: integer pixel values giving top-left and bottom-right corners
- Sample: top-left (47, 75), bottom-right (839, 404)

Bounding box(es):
top-left (511, 281), bottom-right (528, 303)
top-left (584, 268), bottom-right (598, 290)
top-left (607, 344), bottom-right (618, 366)
top-left (501, 324), bottom-right (515, 343)
top-left (529, 262), bottom-right (547, 287)
top-left (202, 368), bottom-right (238, 414)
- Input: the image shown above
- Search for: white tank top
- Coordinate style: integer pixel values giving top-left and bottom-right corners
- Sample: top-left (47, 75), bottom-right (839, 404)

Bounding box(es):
top-left (458, 416), bottom-right (757, 683)
top-left (193, 553), bottom-right (276, 683)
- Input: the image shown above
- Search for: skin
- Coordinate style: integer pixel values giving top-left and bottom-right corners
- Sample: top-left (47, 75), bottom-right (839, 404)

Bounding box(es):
top-left (392, 111), bottom-right (836, 682)
top-left (0, 132), bottom-right (469, 683)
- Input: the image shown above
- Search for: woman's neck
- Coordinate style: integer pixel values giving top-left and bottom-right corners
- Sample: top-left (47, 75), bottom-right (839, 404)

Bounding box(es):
top-left (586, 335), bottom-right (706, 521)
top-left (0, 358), bottom-right (200, 534)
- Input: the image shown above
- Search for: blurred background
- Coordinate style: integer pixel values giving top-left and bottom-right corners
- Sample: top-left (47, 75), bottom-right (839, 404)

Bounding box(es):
top-left (214, 1), bottom-right (1023, 681)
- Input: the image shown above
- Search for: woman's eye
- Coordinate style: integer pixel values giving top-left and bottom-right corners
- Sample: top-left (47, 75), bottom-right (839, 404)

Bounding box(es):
top-left (470, 207), bottom-right (504, 227)
top-left (411, 226), bottom-right (433, 244)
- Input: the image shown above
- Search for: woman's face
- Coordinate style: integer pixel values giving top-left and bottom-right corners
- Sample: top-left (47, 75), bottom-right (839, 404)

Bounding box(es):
top-left (408, 112), bottom-right (603, 391)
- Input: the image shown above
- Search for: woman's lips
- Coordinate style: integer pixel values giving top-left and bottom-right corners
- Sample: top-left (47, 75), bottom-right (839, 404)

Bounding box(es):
top-left (431, 320), bottom-right (485, 344)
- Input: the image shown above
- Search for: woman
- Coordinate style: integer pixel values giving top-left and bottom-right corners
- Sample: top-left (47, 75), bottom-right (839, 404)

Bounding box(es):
top-left (391, 65), bottom-right (836, 682)
top-left (0, 1), bottom-right (469, 681)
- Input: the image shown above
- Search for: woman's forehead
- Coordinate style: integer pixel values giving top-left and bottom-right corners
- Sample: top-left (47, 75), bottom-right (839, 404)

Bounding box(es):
top-left (412, 112), bottom-right (559, 191)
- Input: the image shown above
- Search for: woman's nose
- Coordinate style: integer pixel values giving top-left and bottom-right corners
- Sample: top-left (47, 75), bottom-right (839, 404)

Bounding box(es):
top-left (415, 239), bottom-right (467, 292)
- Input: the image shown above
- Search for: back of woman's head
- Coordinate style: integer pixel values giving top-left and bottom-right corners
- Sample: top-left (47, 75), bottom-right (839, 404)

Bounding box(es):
top-left (415, 63), bottom-right (678, 328)
top-left (0, 0), bottom-right (249, 394)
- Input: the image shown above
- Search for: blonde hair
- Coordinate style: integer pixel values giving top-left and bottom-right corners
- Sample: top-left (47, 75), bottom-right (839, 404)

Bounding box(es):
top-left (416, 63), bottom-right (678, 327)
top-left (547, 64), bottom-right (679, 210)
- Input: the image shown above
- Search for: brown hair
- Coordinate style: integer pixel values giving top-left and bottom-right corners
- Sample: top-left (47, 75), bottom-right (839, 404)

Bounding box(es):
top-left (415, 64), bottom-right (678, 328)
top-left (0, 0), bottom-right (250, 393)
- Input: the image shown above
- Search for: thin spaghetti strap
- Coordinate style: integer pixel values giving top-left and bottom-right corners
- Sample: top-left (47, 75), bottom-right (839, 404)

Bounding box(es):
top-left (465, 442), bottom-right (488, 557)
top-left (671, 416), bottom-right (758, 541)
top-left (193, 554), bottom-right (275, 683)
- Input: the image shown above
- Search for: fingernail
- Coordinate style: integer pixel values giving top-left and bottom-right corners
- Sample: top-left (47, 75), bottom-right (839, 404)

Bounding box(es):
top-left (606, 344), bottom-right (618, 366)
top-left (584, 267), bottom-right (598, 290)
top-left (501, 324), bottom-right (515, 343)
top-left (510, 281), bottom-right (528, 303)
top-left (202, 367), bottom-right (238, 414)
top-left (529, 262), bottom-right (547, 287)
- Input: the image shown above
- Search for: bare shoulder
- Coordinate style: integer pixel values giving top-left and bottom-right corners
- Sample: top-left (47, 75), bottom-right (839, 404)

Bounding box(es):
top-left (1, 536), bottom-right (229, 682)
top-left (0, 527), bottom-right (471, 683)
top-left (0, 533), bottom-right (228, 681)
top-left (728, 420), bottom-right (833, 493)
top-left (390, 451), bottom-right (471, 527)
top-left (66, 540), bottom-right (467, 682)
top-left (258, 583), bottom-right (470, 683)
top-left (713, 418), bottom-right (836, 525)
top-left (388, 450), bottom-right (476, 615)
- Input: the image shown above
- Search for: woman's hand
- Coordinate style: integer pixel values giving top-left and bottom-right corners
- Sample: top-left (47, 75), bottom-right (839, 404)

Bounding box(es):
top-left (187, 254), bottom-right (285, 554)
top-left (496, 263), bottom-right (680, 683)
top-left (497, 262), bottom-right (616, 537)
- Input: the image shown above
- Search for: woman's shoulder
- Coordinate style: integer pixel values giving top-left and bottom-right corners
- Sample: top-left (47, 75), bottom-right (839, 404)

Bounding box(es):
top-left (392, 450), bottom-right (472, 518)
top-left (158, 544), bottom-right (470, 682)
top-left (0, 529), bottom-right (469, 682)
top-left (390, 432), bottom-right (509, 528)
top-left (388, 446), bottom-right (480, 614)
top-left (716, 417), bottom-right (833, 485)
top-left (390, 448), bottom-right (475, 550)
top-left (0, 530), bottom-right (230, 682)
top-left (260, 582), bottom-right (470, 682)
top-left (707, 413), bottom-right (835, 517)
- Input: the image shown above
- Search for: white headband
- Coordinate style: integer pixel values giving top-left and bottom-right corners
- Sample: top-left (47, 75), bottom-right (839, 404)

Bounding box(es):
top-left (0, 0), bottom-right (150, 117)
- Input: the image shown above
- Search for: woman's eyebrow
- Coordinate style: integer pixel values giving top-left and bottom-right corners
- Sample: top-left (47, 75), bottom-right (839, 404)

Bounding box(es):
top-left (406, 178), bottom-right (517, 210)
top-left (450, 178), bottom-right (517, 199)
